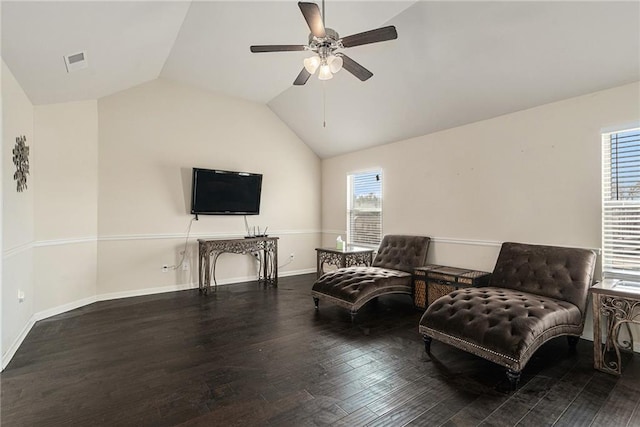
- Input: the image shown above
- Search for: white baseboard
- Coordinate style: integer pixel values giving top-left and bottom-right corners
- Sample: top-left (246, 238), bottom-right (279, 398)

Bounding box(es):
top-left (2, 315), bottom-right (36, 371)
top-left (96, 268), bottom-right (315, 302)
top-left (281, 268), bottom-right (316, 277)
top-left (96, 282), bottom-right (200, 302)
top-left (34, 295), bottom-right (98, 322)
top-left (1, 268), bottom-right (317, 370)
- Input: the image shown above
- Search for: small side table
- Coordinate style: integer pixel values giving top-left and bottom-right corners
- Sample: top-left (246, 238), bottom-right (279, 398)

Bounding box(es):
top-left (413, 264), bottom-right (491, 309)
top-left (591, 279), bottom-right (640, 375)
top-left (315, 246), bottom-right (374, 278)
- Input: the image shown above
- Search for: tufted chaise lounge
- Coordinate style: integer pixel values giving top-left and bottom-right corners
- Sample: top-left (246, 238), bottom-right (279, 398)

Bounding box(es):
top-left (312, 235), bottom-right (430, 321)
top-left (419, 242), bottom-right (596, 390)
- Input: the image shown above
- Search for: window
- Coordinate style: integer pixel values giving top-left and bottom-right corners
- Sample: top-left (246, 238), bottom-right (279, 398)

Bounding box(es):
top-left (602, 127), bottom-right (640, 278)
top-left (347, 170), bottom-right (382, 247)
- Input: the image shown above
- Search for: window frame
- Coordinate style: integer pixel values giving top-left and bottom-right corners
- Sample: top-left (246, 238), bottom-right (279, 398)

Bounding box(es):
top-left (602, 126), bottom-right (640, 280)
top-left (346, 169), bottom-right (383, 248)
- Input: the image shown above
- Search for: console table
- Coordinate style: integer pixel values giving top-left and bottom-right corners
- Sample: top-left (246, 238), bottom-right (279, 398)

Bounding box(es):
top-left (315, 246), bottom-right (374, 278)
top-left (198, 236), bottom-right (278, 294)
top-left (591, 279), bottom-right (640, 375)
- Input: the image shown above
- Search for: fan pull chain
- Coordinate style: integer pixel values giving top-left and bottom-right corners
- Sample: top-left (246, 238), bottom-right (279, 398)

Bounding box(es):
top-left (323, 81), bottom-right (327, 128)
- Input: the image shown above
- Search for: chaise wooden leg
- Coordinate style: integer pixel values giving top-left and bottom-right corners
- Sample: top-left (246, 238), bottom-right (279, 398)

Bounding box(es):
top-left (350, 310), bottom-right (357, 323)
top-left (313, 297), bottom-right (319, 309)
top-left (506, 369), bottom-right (521, 391)
top-left (567, 335), bottom-right (579, 350)
top-left (423, 335), bottom-right (432, 354)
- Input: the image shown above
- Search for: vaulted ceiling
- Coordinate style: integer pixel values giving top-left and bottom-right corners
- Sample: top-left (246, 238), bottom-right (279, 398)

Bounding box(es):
top-left (3, 1), bottom-right (639, 158)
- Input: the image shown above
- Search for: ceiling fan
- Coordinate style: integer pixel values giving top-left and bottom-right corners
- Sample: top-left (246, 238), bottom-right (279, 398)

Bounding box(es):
top-left (250, 1), bottom-right (398, 85)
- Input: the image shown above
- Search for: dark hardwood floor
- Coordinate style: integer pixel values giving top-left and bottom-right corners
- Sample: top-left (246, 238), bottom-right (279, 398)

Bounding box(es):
top-left (2, 273), bottom-right (639, 426)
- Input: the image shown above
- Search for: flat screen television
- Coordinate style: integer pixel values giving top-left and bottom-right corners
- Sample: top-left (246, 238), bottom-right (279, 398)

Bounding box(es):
top-left (191, 168), bottom-right (262, 215)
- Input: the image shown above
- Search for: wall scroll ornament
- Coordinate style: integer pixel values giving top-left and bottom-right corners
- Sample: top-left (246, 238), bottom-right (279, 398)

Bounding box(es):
top-left (12, 135), bottom-right (30, 192)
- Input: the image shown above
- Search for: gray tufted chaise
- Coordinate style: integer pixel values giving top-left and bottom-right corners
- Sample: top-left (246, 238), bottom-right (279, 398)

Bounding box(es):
top-left (312, 235), bottom-right (431, 321)
top-left (419, 242), bottom-right (597, 390)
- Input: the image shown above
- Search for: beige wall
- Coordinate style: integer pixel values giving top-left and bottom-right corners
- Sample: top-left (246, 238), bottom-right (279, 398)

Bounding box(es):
top-left (323, 82), bottom-right (640, 268)
top-left (322, 81), bottom-right (640, 343)
top-left (0, 0), bottom-right (3, 377)
top-left (97, 78), bottom-right (321, 294)
top-left (33, 101), bottom-right (98, 312)
top-left (1, 74), bottom-right (320, 367)
top-left (2, 60), bottom-right (35, 362)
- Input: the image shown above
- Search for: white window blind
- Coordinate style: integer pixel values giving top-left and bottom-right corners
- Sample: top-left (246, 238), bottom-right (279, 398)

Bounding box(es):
top-left (602, 128), bottom-right (640, 278)
top-left (347, 170), bottom-right (382, 247)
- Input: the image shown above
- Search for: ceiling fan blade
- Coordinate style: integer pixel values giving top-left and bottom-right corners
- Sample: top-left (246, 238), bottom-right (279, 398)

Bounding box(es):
top-left (298, 2), bottom-right (326, 38)
top-left (250, 45), bottom-right (306, 53)
top-left (340, 54), bottom-right (373, 81)
top-left (341, 25), bottom-right (398, 48)
top-left (293, 68), bottom-right (312, 86)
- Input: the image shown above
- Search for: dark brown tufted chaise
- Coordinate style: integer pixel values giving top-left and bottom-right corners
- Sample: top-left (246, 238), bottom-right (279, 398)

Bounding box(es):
top-left (312, 235), bottom-right (431, 321)
top-left (419, 242), bottom-right (597, 390)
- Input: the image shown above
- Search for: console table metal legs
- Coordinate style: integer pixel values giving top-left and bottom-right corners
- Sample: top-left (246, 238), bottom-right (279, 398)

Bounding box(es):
top-left (198, 237), bottom-right (278, 295)
top-left (591, 280), bottom-right (640, 375)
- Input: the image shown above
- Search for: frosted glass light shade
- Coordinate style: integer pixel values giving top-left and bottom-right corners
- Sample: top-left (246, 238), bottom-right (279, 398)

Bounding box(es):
top-left (303, 55), bottom-right (321, 74)
top-left (318, 64), bottom-right (333, 80)
top-left (328, 55), bottom-right (343, 73)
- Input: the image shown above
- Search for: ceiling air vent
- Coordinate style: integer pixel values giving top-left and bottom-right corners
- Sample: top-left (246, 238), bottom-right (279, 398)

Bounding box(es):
top-left (64, 51), bottom-right (88, 73)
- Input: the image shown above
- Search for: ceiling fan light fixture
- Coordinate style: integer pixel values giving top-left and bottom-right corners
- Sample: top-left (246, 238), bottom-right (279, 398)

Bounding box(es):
top-left (318, 63), bottom-right (333, 80)
top-left (328, 55), bottom-right (343, 73)
top-left (250, 1), bottom-right (398, 86)
top-left (303, 55), bottom-right (321, 74)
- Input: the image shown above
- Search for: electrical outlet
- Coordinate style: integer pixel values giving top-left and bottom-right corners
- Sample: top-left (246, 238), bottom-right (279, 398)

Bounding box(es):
top-left (162, 265), bottom-right (169, 273)
top-left (17, 290), bottom-right (25, 302)
top-left (290, 253), bottom-right (295, 259)
top-left (182, 261), bottom-right (189, 271)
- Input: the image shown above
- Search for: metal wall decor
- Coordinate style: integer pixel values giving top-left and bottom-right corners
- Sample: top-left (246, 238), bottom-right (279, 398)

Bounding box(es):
top-left (12, 135), bottom-right (30, 192)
